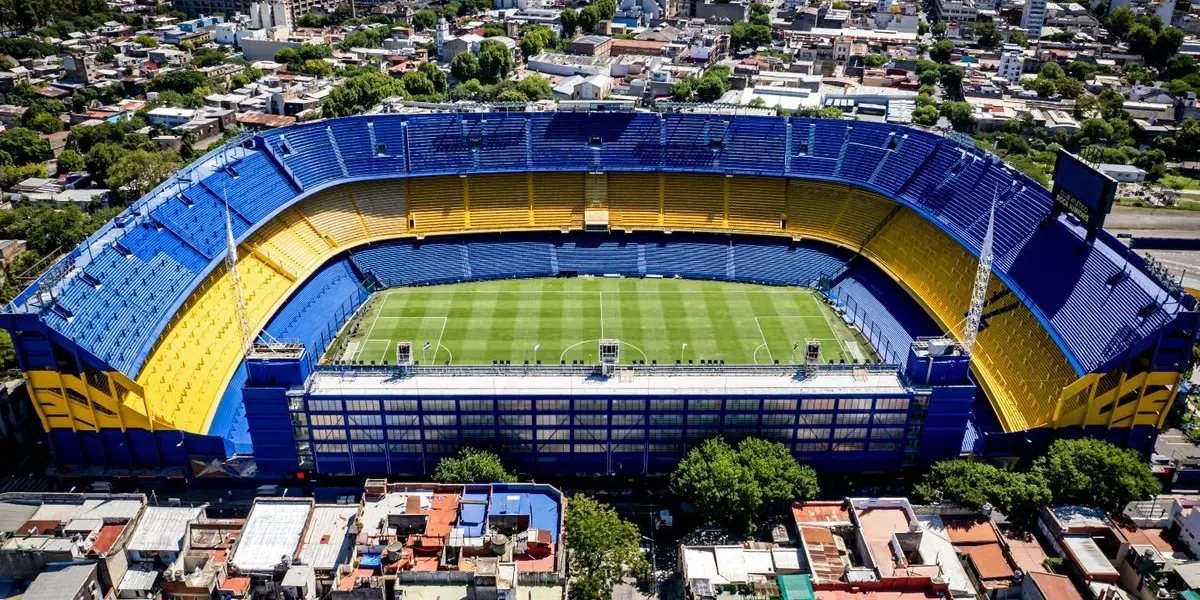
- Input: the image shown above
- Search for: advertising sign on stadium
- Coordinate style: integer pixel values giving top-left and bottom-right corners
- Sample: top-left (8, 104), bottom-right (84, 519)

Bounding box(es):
top-left (1051, 149), bottom-right (1117, 239)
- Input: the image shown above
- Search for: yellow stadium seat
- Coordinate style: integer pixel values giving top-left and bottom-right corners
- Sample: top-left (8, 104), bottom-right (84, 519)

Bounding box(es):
top-left (353, 180), bottom-right (408, 238)
top-left (727, 176), bottom-right (784, 233)
top-left (300, 187), bottom-right (371, 245)
top-left (608, 173), bottom-right (661, 228)
top-left (662, 174), bottom-right (724, 229)
top-left (466, 174), bottom-right (532, 230)
top-left (532, 173), bottom-right (585, 228)
top-left (409, 176), bottom-right (466, 232)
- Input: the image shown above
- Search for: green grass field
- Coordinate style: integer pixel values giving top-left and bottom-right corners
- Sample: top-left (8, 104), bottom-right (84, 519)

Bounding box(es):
top-left (327, 278), bottom-right (876, 366)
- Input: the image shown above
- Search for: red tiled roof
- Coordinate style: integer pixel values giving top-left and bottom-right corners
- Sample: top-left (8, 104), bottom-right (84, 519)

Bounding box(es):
top-left (16, 520), bottom-right (60, 535)
top-left (793, 501), bottom-right (851, 525)
top-left (801, 526), bottom-right (846, 582)
top-left (943, 518), bottom-right (1000, 545)
top-left (1030, 572), bottom-right (1084, 600)
top-left (960, 543), bottom-right (1014, 581)
top-left (220, 575), bottom-right (251, 595)
top-left (92, 523), bottom-right (126, 554)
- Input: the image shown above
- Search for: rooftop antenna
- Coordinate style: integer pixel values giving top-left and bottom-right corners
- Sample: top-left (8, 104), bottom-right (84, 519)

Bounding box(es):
top-left (961, 187), bottom-right (998, 356)
top-left (222, 183), bottom-right (252, 355)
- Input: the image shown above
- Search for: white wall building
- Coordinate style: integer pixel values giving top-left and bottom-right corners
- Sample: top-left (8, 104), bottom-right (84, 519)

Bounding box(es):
top-left (998, 45), bottom-right (1024, 82)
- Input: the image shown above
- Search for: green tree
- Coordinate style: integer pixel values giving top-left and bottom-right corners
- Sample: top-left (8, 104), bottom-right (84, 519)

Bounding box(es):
top-left (730, 22), bottom-right (771, 52)
top-left (560, 7), bottom-right (579, 37)
top-left (24, 112), bottom-right (61, 134)
top-left (1033, 438), bottom-right (1161, 512)
top-left (939, 101), bottom-right (975, 131)
top-left (577, 5), bottom-right (599, 33)
top-left (695, 76), bottom-right (726, 102)
top-left (412, 9), bottom-right (437, 30)
top-left (1110, 6), bottom-right (1135, 38)
top-left (930, 39), bottom-right (954, 64)
top-left (519, 24), bottom-right (556, 57)
top-left (400, 71), bottom-right (436, 97)
top-left (478, 39), bottom-right (513, 84)
top-left (973, 22), bottom-right (1000, 47)
top-left (514, 75), bottom-right (553, 100)
top-left (1032, 77), bottom-right (1057, 97)
top-left (594, 0), bottom-right (617, 20)
top-left (298, 44), bottom-right (333, 61)
top-left (152, 70), bottom-right (211, 94)
top-left (1165, 54), bottom-right (1199, 80)
top-left (1178, 119), bottom-right (1200, 158)
top-left (671, 437), bottom-right (818, 532)
top-left (1039, 62), bottom-right (1065, 80)
top-left (1055, 77), bottom-right (1084, 99)
top-left (451, 52), bottom-right (481, 82)
top-left (56, 149), bottom-right (85, 173)
top-left (565, 495), bottom-right (650, 600)
top-left (0, 128), bottom-right (49, 165)
top-left (299, 59), bottom-right (333, 76)
top-left (275, 47), bottom-right (301, 65)
top-left (482, 22), bottom-right (506, 37)
top-left (864, 53), bottom-right (886, 68)
top-left (105, 149), bottom-right (182, 198)
top-left (432, 448), bottom-right (516, 483)
top-left (323, 70), bottom-right (407, 117)
top-left (1128, 23), bottom-right (1157, 58)
top-left (419, 61), bottom-right (447, 93)
top-left (134, 33), bottom-right (157, 48)
top-left (449, 78), bottom-right (487, 101)
top-left (84, 142), bottom-right (128, 182)
top-left (931, 22), bottom-right (948, 37)
top-left (671, 77), bottom-right (695, 101)
top-left (912, 104), bottom-right (940, 126)
top-left (915, 460), bottom-right (1051, 525)
top-left (96, 45), bottom-right (116, 63)
top-left (191, 47), bottom-right (228, 67)
top-left (1151, 27), bottom-right (1185, 67)
top-left (492, 88), bottom-right (527, 102)
top-left (1067, 60), bottom-right (1099, 81)
top-left (1077, 117), bottom-right (1114, 144)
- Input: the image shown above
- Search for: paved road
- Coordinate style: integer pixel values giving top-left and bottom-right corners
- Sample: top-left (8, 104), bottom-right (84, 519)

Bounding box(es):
top-left (1106, 206), bottom-right (1200, 238)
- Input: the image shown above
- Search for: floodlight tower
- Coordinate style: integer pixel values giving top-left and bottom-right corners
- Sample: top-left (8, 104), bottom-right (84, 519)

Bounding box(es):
top-left (224, 198), bottom-right (253, 355)
top-left (961, 193), bottom-right (998, 356)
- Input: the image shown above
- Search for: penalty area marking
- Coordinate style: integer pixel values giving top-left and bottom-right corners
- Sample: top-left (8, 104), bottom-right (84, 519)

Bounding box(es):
top-left (365, 315), bottom-right (449, 364)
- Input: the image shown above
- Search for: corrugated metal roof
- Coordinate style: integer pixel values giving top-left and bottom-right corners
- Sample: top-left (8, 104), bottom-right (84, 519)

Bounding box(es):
top-left (118, 564), bottom-right (158, 591)
top-left (22, 563), bottom-right (95, 600)
top-left (297, 505), bottom-right (355, 570)
top-left (127, 506), bottom-right (203, 553)
top-left (0, 502), bottom-right (38, 534)
top-left (231, 500), bottom-right (312, 573)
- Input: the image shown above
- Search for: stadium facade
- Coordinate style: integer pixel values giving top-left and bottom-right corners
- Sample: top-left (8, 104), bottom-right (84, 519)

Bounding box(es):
top-left (2, 110), bottom-right (1195, 477)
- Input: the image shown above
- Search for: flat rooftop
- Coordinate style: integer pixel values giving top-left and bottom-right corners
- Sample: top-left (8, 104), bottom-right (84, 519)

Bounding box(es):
top-left (231, 499), bottom-right (312, 573)
top-left (307, 370), bottom-right (908, 397)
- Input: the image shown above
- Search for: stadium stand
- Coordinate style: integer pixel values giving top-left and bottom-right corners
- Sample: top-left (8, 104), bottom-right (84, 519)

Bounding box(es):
top-left (5, 112), bottom-right (1194, 473)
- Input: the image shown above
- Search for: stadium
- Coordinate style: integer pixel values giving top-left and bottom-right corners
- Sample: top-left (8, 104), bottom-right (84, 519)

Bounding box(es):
top-left (2, 108), bottom-right (1196, 477)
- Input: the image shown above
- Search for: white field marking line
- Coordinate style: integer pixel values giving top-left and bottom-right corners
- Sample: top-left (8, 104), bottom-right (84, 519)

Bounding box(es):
top-left (753, 316), bottom-right (776, 364)
top-left (366, 315), bottom-right (449, 362)
top-left (343, 341), bottom-right (359, 361)
top-left (356, 290), bottom-right (392, 361)
top-left (812, 300), bottom-right (869, 361)
top-left (752, 343), bottom-right (769, 365)
top-left (437, 343), bottom-right (453, 364)
top-left (558, 338), bottom-right (648, 363)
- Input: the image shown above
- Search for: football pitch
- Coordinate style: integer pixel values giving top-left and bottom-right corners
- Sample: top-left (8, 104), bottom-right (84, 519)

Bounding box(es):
top-left (327, 278), bottom-right (876, 366)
